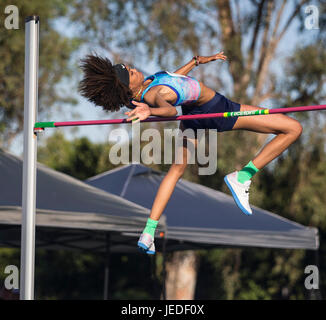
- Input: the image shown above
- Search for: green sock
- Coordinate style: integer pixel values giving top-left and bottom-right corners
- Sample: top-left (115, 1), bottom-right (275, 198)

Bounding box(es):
top-left (143, 218), bottom-right (158, 237)
top-left (237, 161), bottom-right (259, 184)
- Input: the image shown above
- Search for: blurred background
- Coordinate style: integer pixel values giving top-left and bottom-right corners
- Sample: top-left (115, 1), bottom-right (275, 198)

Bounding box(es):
top-left (0, 0), bottom-right (325, 299)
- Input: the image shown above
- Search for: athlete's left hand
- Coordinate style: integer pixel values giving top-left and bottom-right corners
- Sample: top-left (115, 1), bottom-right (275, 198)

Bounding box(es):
top-left (197, 52), bottom-right (227, 64)
top-left (125, 101), bottom-right (152, 123)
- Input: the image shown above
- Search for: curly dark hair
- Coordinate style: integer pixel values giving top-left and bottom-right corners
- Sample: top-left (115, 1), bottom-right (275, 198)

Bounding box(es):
top-left (78, 54), bottom-right (133, 112)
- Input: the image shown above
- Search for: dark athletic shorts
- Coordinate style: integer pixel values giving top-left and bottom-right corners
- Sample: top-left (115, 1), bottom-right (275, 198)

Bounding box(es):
top-left (180, 92), bottom-right (241, 132)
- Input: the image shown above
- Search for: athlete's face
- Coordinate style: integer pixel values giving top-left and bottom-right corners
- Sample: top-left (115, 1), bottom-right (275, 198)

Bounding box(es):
top-left (126, 65), bottom-right (144, 90)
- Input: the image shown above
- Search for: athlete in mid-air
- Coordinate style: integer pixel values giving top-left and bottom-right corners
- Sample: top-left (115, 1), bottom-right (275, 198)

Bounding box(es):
top-left (79, 52), bottom-right (302, 254)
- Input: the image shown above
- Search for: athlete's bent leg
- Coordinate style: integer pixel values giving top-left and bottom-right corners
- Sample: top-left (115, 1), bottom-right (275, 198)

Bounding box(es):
top-left (232, 104), bottom-right (303, 169)
top-left (225, 104), bottom-right (302, 215)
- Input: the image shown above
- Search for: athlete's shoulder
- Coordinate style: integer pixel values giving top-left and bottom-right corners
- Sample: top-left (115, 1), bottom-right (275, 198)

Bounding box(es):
top-left (151, 71), bottom-right (189, 78)
top-left (165, 71), bottom-right (189, 78)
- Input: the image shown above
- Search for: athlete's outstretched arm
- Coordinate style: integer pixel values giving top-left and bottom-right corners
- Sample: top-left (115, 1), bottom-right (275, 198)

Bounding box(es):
top-left (125, 93), bottom-right (177, 122)
top-left (174, 52), bottom-right (227, 75)
top-left (174, 58), bottom-right (197, 75)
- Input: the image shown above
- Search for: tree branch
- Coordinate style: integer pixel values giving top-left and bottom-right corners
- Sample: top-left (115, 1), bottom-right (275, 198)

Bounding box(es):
top-left (270, 0), bottom-right (287, 41)
top-left (277, 0), bottom-right (310, 43)
top-left (256, 75), bottom-right (277, 104)
top-left (216, 0), bottom-right (244, 95)
top-left (238, 0), bottom-right (266, 92)
top-left (256, 0), bottom-right (274, 78)
top-left (234, 0), bottom-right (242, 34)
top-left (253, 0), bottom-right (311, 105)
top-left (250, 0), bottom-right (266, 53)
top-left (253, 1), bottom-right (287, 105)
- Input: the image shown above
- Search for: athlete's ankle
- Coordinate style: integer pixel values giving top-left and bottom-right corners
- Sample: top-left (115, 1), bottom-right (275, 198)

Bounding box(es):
top-left (237, 161), bottom-right (259, 184)
top-left (143, 218), bottom-right (158, 238)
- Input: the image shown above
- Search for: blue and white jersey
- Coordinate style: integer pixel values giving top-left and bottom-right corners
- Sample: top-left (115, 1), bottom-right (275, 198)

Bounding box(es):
top-left (141, 71), bottom-right (201, 106)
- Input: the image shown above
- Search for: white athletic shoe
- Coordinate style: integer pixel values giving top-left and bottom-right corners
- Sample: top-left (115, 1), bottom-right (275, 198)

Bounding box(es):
top-left (224, 171), bottom-right (253, 215)
top-left (147, 242), bottom-right (156, 255)
top-left (137, 233), bottom-right (155, 254)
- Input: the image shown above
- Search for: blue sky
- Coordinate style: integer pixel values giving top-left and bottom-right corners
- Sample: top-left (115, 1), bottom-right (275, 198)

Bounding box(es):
top-left (8, 0), bottom-right (321, 157)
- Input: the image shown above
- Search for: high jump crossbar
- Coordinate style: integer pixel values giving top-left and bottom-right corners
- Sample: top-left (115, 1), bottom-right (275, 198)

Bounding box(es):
top-left (34, 105), bottom-right (326, 131)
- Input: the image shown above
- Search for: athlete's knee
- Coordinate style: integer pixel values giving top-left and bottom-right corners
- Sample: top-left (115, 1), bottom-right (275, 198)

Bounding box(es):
top-left (288, 119), bottom-right (303, 140)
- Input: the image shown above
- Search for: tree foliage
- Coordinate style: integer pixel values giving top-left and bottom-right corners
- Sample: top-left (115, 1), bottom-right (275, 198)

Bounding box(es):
top-left (37, 131), bottom-right (116, 180)
top-left (0, 0), bottom-right (81, 148)
top-left (0, 0), bottom-right (325, 299)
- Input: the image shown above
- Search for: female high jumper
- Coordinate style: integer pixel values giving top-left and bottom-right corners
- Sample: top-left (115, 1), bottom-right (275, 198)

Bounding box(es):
top-left (78, 52), bottom-right (302, 254)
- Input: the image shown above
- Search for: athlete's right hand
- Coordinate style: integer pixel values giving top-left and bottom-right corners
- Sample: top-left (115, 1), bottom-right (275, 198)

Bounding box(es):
top-left (125, 101), bottom-right (152, 123)
top-left (198, 52), bottom-right (227, 64)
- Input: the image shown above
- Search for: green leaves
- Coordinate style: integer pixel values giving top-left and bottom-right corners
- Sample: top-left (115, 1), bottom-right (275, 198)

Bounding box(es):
top-left (37, 131), bottom-right (116, 180)
top-left (0, 0), bottom-right (80, 148)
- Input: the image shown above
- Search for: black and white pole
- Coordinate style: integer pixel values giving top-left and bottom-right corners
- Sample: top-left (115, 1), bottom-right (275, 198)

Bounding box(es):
top-left (20, 16), bottom-right (39, 300)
